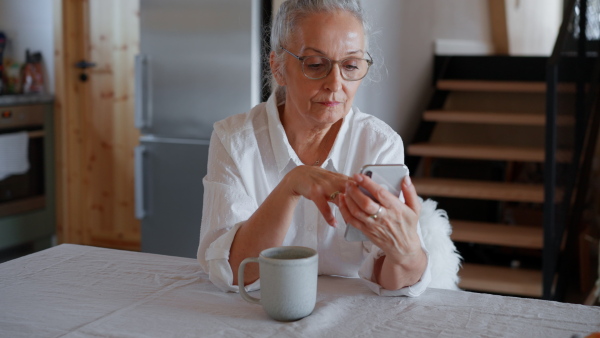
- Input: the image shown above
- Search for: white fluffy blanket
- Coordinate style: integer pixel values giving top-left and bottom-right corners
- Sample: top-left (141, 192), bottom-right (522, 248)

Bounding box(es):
top-left (419, 198), bottom-right (462, 290)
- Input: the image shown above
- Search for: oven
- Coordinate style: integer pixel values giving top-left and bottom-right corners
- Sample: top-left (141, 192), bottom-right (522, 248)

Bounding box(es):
top-left (0, 104), bottom-right (46, 216)
top-left (0, 99), bottom-right (55, 251)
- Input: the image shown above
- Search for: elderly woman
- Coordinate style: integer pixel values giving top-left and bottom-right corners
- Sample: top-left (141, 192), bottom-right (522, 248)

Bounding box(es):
top-left (198, 0), bottom-right (439, 296)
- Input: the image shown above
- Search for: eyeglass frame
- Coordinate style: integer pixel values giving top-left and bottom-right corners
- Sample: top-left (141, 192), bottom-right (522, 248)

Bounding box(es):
top-left (280, 46), bottom-right (374, 81)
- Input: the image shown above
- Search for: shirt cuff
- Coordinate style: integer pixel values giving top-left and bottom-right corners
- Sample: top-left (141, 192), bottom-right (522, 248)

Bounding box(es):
top-left (205, 221), bottom-right (261, 293)
top-left (357, 223), bottom-right (432, 297)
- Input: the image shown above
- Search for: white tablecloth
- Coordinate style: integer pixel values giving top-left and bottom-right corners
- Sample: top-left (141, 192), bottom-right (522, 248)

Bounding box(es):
top-left (0, 244), bottom-right (598, 337)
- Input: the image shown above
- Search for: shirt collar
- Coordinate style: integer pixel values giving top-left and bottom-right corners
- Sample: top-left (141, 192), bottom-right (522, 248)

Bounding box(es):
top-left (266, 93), bottom-right (354, 174)
top-left (266, 94), bottom-right (301, 172)
top-left (326, 107), bottom-right (353, 173)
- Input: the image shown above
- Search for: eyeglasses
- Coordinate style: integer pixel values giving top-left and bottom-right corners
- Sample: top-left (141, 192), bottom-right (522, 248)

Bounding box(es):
top-left (281, 47), bottom-right (373, 81)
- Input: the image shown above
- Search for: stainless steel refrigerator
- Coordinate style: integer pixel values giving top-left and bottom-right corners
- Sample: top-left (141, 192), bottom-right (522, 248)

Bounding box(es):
top-left (135, 0), bottom-right (266, 258)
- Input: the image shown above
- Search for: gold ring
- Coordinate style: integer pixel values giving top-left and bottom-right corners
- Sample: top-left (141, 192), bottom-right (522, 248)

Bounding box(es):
top-left (329, 191), bottom-right (341, 201)
top-left (369, 205), bottom-right (383, 219)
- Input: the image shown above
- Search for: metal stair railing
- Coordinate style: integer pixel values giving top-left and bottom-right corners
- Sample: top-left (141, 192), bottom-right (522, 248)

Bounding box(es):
top-left (545, 0), bottom-right (600, 300)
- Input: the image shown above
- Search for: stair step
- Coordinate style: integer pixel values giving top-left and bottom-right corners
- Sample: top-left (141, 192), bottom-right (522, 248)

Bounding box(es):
top-left (451, 220), bottom-right (543, 249)
top-left (412, 177), bottom-right (544, 203)
top-left (408, 143), bottom-right (571, 163)
top-left (459, 263), bottom-right (543, 297)
top-left (423, 110), bottom-right (575, 126)
top-left (437, 80), bottom-right (576, 93)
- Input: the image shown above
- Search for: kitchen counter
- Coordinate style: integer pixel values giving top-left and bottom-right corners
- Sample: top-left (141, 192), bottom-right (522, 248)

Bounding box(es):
top-left (0, 94), bottom-right (54, 106)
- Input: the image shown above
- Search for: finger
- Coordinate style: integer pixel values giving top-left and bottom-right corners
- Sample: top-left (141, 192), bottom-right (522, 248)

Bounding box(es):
top-left (328, 183), bottom-right (351, 207)
top-left (344, 186), bottom-right (373, 223)
top-left (338, 194), bottom-right (367, 232)
top-left (345, 181), bottom-right (380, 215)
top-left (353, 173), bottom-right (398, 209)
top-left (341, 195), bottom-right (389, 246)
top-left (325, 169), bottom-right (354, 186)
top-left (330, 174), bottom-right (355, 204)
top-left (401, 175), bottom-right (421, 216)
top-left (328, 190), bottom-right (341, 205)
top-left (314, 197), bottom-right (337, 227)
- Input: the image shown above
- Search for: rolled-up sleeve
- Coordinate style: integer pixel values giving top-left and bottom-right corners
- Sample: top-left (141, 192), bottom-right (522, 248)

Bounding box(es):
top-left (197, 131), bottom-right (259, 292)
top-left (357, 221), bottom-right (432, 296)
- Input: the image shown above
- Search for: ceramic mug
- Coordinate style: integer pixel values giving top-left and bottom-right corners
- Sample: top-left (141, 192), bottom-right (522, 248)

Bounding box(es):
top-left (238, 246), bottom-right (318, 321)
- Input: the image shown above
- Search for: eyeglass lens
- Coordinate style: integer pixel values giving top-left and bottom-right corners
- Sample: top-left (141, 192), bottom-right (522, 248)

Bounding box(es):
top-left (302, 56), bottom-right (369, 80)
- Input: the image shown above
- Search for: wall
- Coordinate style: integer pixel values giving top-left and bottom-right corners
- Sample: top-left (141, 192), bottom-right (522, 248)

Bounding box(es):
top-left (354, 0), bottom-right (435, 142)
top-left (432, 0), bottom-right (562, 56)
top-left (505, 0), bottom-right (562, 56)
top-left (433, 0), bottom-right (494, 55)
top-left (0, 0), bottom-right (54, 94)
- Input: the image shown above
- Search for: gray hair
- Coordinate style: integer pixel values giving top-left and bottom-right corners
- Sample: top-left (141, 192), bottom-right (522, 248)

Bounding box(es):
top-left (269, 0), bottom-right (371, 102)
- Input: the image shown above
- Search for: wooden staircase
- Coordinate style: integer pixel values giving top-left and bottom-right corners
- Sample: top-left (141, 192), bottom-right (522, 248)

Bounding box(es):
top-left (407, 56), bottom-right (577, 298)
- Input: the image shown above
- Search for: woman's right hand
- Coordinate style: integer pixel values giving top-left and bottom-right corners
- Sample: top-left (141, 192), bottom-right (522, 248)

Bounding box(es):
top-left (231, 165), bottom-right (350, 285)
top-left (281, 165), bottom-right (351, 227)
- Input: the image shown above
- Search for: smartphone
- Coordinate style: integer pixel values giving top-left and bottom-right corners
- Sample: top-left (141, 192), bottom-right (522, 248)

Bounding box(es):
top-left (344, 164), bottom-right (410, 242)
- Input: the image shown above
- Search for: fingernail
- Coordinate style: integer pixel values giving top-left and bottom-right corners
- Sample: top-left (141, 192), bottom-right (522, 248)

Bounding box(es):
top-left (404, 175), bottom-right (412, 187)
top-left (354, 174), bottom-right (363, 182)
top-left (332, 220), bottom-right (338, 228)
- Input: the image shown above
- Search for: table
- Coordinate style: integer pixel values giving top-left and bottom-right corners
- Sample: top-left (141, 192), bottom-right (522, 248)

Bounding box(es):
top-left (1, 244), bottom-right (599, 337)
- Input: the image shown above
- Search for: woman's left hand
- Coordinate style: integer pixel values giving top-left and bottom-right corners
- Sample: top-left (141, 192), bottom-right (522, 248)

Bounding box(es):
top-left (337, 173), bottom-right (423, 267)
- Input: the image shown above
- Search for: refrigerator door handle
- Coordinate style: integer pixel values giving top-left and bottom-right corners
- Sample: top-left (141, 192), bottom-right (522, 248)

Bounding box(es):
top-left (134, 145), bottom-right (147, 219)
top-left (135, 54), bottom-right (151, 129)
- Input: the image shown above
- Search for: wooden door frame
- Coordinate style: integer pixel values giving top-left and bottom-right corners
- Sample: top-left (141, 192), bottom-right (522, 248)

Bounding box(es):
top-left (489, 0), bottom-right (510, 55)
top-left (53, 0), bottom-right (88, 244)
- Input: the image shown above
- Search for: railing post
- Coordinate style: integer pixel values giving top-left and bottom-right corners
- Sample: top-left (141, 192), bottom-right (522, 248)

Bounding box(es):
top-left (577, 0), bottom-right (588, 154)
top-left (543, 64), bottom-right (558, 300)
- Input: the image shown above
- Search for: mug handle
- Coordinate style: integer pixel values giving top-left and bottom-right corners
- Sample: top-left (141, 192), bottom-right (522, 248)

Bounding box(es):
top-left (238, 257), bottom-right (260, 304)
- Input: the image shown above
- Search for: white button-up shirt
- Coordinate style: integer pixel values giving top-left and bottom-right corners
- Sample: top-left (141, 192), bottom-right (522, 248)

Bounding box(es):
top-left (197, 94), bottom-right (431, 296)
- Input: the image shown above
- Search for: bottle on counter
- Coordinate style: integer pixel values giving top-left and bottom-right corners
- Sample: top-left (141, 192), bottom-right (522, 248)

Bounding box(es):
top-left (5, 60), bottom-right (22, 94)
top-left (0, 32), bottom-right (23, 95)
top-left (0, 32), bottom-right (6, 94)
top-left (22, 50), bottom-right (45, 95)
